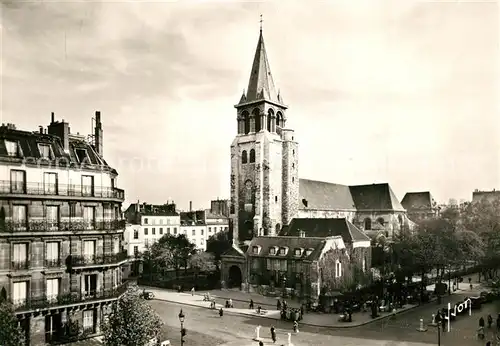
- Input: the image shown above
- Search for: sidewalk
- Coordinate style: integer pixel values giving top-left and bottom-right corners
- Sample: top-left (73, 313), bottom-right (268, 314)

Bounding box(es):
top-left (142, 275), bottom-right (487, 329)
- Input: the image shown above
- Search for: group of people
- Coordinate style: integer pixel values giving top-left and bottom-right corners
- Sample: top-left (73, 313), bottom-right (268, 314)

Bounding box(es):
top-left (477, 313), bottom-right (500, 342)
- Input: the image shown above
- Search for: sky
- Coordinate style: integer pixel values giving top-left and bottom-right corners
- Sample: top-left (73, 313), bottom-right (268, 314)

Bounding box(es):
top-left (1, 0), bottom-right (498, 210)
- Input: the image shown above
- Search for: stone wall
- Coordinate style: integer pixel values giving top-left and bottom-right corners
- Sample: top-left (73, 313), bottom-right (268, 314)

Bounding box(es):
top-left (281, 129), bottom-right (299, 228)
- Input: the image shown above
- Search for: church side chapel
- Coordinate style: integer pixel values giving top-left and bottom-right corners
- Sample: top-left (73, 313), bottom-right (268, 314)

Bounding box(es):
top-left (221, 23), bottom-right (413, 298)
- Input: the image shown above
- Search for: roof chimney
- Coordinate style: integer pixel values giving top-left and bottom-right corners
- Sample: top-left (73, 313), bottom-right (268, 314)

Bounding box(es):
top-left (47, 112), bottom-right (69, 152)
top-left (189, 201), bottom-right (192, 212)
top-left (94, 111), bottom-right (103, 156)
top-left (51, 112), bottom-right (55, 124)
top-left (39, 126), bottom-right (43, 134)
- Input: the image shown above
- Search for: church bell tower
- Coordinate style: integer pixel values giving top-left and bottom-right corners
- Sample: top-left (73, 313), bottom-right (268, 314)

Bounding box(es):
top-left (229, 24), bottom-right (299, 245)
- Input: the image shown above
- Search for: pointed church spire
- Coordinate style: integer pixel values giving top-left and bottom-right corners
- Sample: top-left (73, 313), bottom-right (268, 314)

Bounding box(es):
top-left (244, 18), bottom-right (280, 104)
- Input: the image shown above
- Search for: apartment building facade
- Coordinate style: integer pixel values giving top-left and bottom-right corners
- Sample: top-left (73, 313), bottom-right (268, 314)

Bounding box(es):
top-left (180, 209), bottom-right (229, 251)
top-left (1, 112), bottom-right (127, 345)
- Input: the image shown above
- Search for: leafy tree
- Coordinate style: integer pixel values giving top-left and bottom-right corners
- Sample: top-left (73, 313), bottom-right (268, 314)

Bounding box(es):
top-left (0, 302), bottom-right (25, 346)
top-left (149, 234), bottom-right (196, 278)
top-left (189, 252), bottom-right (215, 274)
top-left (101, 285), bottom-right (163, 346)
top-left (461, 199), bottom-right (500, 279)
top-left (206, 230), bottom-right (232, 263)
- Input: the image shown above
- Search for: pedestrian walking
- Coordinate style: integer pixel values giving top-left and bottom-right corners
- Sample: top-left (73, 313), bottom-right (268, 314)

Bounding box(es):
top-left (259, 341), bottom-right (264, 346)
top-left (219, 308), bottom-right (223, 317)
top-left (249, 299), bottom-right (254, 310)
top-left (229, 298), bottom-right (233, 308)
top-left (480, 317), bottom-right (485, 328)
top-left (293, 320), bottom-right (299, 333)
top-left (277, 300), bottom-right (281, 310)
top-left (191, 287), bottom-right (195, 296)
top-left (270, 326), bottom-right (276, 343)
top-left (488, 315), bottom-right (493, 328)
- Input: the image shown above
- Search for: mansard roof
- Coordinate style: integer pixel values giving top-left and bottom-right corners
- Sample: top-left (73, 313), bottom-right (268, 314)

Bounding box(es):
top-left (299, 179), bottom-right (405, 212)
top-left (246, 236), bottom-right (327, 260)
top-left (0, 124), bottom-right (116, 173)
top-left (283, 218), bottom-right (370, 243)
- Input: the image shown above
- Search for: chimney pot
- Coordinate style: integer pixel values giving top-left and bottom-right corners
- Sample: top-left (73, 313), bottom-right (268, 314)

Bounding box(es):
top-left (39, 126), bottom-right (43, 134)
top-left (189, 201), bottom-right (193, 212)
top-left (51, 112), bottom-right (55, 123)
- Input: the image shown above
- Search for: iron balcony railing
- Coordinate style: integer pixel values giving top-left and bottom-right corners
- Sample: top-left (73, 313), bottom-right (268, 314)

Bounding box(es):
top-left (45, 258), bottom-right (62, 268)
top-left (12, 283), bottom-right (128, 312)
top-left (0, 219), bottom-right (126, 233)
top-left (0, 181), bottom-right (124, 200)
top-left (11, 260), bottom-right (30, 270)
top-left (70, 250), bottom-right (129, 267)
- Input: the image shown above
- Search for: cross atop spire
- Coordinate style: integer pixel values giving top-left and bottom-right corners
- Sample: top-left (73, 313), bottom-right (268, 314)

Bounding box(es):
top-left (260, 14), bottom-right (263, 32)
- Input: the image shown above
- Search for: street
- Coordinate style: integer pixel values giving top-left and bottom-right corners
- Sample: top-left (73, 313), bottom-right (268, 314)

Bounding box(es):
top-left (150, 290), bottom-right (500, 346)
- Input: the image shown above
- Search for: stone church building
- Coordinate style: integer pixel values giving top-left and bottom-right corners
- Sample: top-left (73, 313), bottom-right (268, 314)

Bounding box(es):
top-left (222, 27), bottom-right (411, 290)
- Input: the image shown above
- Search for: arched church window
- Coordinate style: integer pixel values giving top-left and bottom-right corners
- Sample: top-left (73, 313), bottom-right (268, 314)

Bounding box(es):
top-left (244, 112), bottom-right (250, 134)
top-left (267, 109), bottom-right (274, 131)
top-left (249, 149), bottom-right (255, 163)
top-left (244, 180), bottom-right (253, 204)
top-left (242, 150), bottom-right (248, 164)
top-left (276, 112), bottom-right (283, 127)
top-left (275, 223), bottom-right (281, 233)
top-left (253, 109), bottom-right (261, 132)
top-left (364, 218), bottom-right (372, 231)
top-left (377, 217), bottom-right (384, 225)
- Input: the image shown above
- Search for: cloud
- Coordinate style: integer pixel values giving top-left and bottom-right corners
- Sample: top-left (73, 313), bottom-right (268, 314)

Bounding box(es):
top-left (0, 0), bottom-right (498, 209)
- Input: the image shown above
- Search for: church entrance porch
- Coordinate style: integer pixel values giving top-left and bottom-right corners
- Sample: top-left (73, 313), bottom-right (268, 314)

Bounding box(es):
top-left (228, 265), bottom-right (243, 288)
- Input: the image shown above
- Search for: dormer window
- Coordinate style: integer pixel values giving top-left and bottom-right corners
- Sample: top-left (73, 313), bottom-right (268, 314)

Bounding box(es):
top-left (294, 248), bottom-right (303, 257)
top-left (5, 140), bottom-right (20, 157)
top-left (269, 247), bottom-right (277, 255)
top-left (38, 143), bottom-right (53, 159)
top-left (75, 148), bottom-right (89, 163)
top-left (252, 246), bottom-right (261, 255)
top-left (305, 248), bottom-right (314, 257)
top-left (279, 247), bottom-right (288, 256)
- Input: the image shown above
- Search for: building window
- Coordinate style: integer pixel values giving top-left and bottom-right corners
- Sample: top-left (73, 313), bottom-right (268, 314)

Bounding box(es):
top-left (133, 230), bottom-right (139, 239)
top-left (377, 217), bottom-right (384, 225)
top-left (12, 205), bottom-right (27, 230)
top-left (84, 275), bottom-right (97, 296)
top-left (144, 228), bottom-right (148, 235)
top-left (305, 249), bottom-right (313, 257)
top-left (46, 206), bottom-right (59, 230)
top-left (5, 140), bottom-right (21, 157)
top-left (167, 227), bottom-right (170, 235)
top-left (208, 227), bottom-right (212, 233)
top-left (144, 218), bottom-right (149, 225)
top-left (159, 228), bottom-right (163, 235)
top-left (46, 278), bottom-right (59, 302)
top-left (83, 309), bottom-right (96, 333)
top-left (133, 246), bottom-right (139, 256)
top-left (13, 243), bottom-right (28, 269)
top-left (160, 219), bottom-right (164, 225)
top-left (83, 207), bottom-right (95, 229)
top-left (69, 203), bottom-right (76, 218)
top-left (10, 170), bottom-right (25, 193)
top-left (45, 241), bottom-right (60, 267)
top-left (12, 281), bottom-right (28, 307)
top-left (38, 143), bottom-right (53, 159)
top-left (279, 247), bottom-right (286, 255)
top-left (292, 177), bottom-right (295, 183)
top-left (275, 196), bottom-right (278, 203)
top-left (269, 247), bottom-right (276, 255)
top-left (253, 109), bottom-right (261, 132)
top-left (294, 249), bottom-right (302, 257)
top-left (83, 240), bottom-right (96, 263)
top-left (145, 239), bottom-right (149, 247)
top-left (242, 150), bottom-right (248, 164)
top-left (192, 229), bottom-right (196, 236)
top-left (252, 246), bottom-right (260, 254)
top-left (152, 228), bottom-right (156, 235)
top-left (364, 218), bottom-right (372, 231)
top-left (243, 112), bottom-right (250, 134)
top-left (201, 229), bottom-right (204, 236)
top-left (249, 149), bottom-right (255, 163)
top-left (75, 148), bottom-right (89, 163)
top-left (335, 260), bottom-right (342, 278)
top-left (363, 256), bottom-right (367, 272)
top-left (292, 163), bottom-right (295, 169)
top-left (174, 228), bottom-right (177, 235)
top-left (43, 172), bottom-right (58, 195)
top-left (81, 175), bottom-right (94, 197)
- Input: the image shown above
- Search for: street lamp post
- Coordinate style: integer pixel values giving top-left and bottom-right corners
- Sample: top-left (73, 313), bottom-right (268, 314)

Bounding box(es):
top-left (178, 309), bottom-right (185, 346)
top-left (437, 322), bottom-right (441, 346)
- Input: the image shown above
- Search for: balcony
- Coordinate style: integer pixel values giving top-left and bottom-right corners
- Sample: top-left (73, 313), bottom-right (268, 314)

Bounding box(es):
top-left (11, 260), bottom-right (29, 270)
top-left (0, 181), bottom-right (124, 201)
top-left (13, 283), bottom-right (128, 312)
top-left (45, 258), bottom-right (62, 268)
top-left (0, 219), bottom-right (126, 233)
top-left (70, 250), bottom-right (129, 267)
